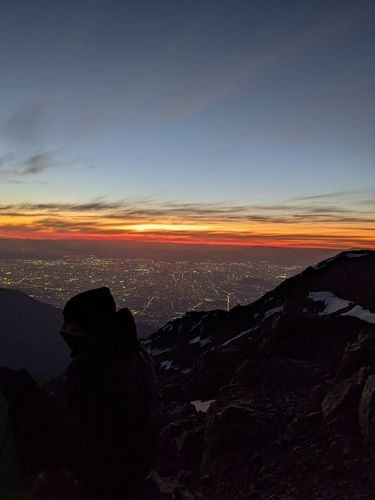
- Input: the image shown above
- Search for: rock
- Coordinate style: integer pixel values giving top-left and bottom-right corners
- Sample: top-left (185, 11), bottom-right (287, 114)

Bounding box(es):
top-left (25, 471), bottom-right (84, 500)
top-left (305, 411), bottom-right (322, 426)
top-left (157, 416), bottom-right (205, 476)
top-left (200, 403), bottom-right (277, 477)
top-left (161, 384), bottom-right (189, 403)
top-left (358, 374), bottom-right (375, 443)
top-left (340, 333), bottom-right (375, 376)
top-left (144, 471), bottom-right (177, 500)
top-left (189, 348), bottom-right (246, 400)
top-left (260, 313), bottom-right (355, 363)
top-left (321, 371), bottom-right (364, 421)
top-left (234, 358), bottom-right (266, 386)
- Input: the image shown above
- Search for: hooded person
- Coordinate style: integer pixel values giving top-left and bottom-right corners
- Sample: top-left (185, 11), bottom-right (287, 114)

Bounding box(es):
top-left (61, 287), bottom-right (159, 500)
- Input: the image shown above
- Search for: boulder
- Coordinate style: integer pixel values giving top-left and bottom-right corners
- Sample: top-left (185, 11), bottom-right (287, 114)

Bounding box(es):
top-left (321, 371), bottom-right (365, 421)
top-left (144, 471), bottom-right (196, 500)
top-left (200, 403), bottom-right (277, 477)
top-left (144, 471), bottom-right (177, 500)
top-left (157, 411), bottom-right (205, 476)
top-left (358, 374), bottom-right (375, 443)
top-left (189, 348), bottom-right (246, 400)
top-left (340, 333), bottom-right (375, 376)
top-left (234, 356), bottom-right (321, 395)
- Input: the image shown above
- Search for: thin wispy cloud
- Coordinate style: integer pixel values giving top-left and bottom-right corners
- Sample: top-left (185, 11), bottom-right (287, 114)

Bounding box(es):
top-left (0, 150), bottom-right (68, 178)
top-left (289, 188), bottom-right (375, 203)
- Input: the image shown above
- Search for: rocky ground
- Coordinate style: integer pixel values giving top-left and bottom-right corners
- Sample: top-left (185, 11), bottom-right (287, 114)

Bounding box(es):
top-left (145, 250), bottom-right (375, 499)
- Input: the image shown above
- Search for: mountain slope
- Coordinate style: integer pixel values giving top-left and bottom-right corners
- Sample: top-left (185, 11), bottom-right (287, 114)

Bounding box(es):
top-left (145, 250), bottom-right (375, 378)
top-left (0, 288), bottom-right (70, 380)
top-left (144, 250), bottom-right (375, 499)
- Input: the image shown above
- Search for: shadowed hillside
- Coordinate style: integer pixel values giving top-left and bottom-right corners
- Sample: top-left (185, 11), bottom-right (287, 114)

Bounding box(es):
top-left (0, 289), bottom-right (70, 380)
top-left (143, 250), bottom-right (375, 499)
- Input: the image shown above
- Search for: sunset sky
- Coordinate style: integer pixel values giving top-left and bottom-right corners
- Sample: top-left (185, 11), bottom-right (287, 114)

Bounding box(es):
top-left (0, 0), bottom-right (374, 249)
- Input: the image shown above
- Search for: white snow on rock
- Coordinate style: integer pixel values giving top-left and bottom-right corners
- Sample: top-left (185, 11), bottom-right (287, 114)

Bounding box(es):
top-left (341, 305), bottom-right (375, 324)
top-left (308, 291), bottom-right (352, 315)
top-left (263, 305), bottom-right (284, 319)
top-left (219, 326), bottom-right (258, 348)
top-left (311, 256), bottom-right (337, 270)
top-left (150, 346), bottom-right (174, 356)
top-left (191, 399), bottom-right (215, 413)
top-left (311, 262), bottom-right (326, 270)
top-left (345, 252), bottom-right (370, 259)
top-left (160, 359), bottom-right (175, 370)
top-left (189, 335), bottom-right (212, 347)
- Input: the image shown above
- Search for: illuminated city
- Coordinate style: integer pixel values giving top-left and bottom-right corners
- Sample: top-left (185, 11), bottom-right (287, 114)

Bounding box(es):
top-left (0, 256), bottom-right (301, 328)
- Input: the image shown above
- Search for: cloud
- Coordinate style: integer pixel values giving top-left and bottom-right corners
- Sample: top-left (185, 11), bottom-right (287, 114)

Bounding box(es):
top-left (0, 150), bottom-right (66, 177)
top-left (1, 181), bottom-right (374, 252)
top-left (0, 193), bottom-right (374, 250)
top-left (20, 152), bottom-right (60, 175)
top-left (289, 188), bottom-right (375, 203)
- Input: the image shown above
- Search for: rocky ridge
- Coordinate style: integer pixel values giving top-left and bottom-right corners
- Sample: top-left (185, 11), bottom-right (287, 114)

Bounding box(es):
top-left (144, 250), bottom-right (375, 499)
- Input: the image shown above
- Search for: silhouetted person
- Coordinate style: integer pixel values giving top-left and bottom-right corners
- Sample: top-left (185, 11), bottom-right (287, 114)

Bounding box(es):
top-left (61, 287), bottom-right (159, 500)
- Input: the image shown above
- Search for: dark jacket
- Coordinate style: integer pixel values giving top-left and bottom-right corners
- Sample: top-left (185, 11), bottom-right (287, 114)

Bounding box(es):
top-left (65, 341), bottom-right (159, 499)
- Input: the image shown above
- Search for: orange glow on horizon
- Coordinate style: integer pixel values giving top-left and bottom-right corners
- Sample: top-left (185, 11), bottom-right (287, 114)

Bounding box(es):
top-left (0, 205), bottom-right (374, 250)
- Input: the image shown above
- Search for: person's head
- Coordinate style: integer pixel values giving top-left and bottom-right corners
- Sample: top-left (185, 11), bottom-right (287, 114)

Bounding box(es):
top-left (61, 287), bottom-right (116, 357)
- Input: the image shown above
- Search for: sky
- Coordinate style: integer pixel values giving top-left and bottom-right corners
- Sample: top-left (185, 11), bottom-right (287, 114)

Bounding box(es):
top-left (0, 0), bottom-right (374, 249)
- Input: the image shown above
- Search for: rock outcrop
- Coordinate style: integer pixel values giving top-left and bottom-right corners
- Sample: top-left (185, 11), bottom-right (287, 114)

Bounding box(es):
top-left (145, 250), bottom-right (375, 498)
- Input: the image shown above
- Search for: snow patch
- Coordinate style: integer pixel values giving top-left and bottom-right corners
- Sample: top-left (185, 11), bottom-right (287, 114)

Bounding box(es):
top-left (311, 262), bottom-right (327, 270)
top-left (308, 291), bottom-right (352, 315)
top-left (345, 252), bottom-right (370, 259)
top-left (150, 346), bottom-right (174, 356)
top-left (219, 327), bottom-right (258, 348)
top-left (191, 399), bottom-right (215, 413)
top-left (264, 305), bottom-right (284, 319)
top-left (311, 255), bottom-right (337, 270)
top-left (341, 305), bottom-right (375, 324)
top-left (189, 335), bottom-right (212, 347)
top-left (160, 360), bottom-right (174, 371)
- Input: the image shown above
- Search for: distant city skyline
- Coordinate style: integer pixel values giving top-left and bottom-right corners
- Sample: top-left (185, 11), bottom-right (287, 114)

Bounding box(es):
top-left (0, 0), bottom-right (374, 249)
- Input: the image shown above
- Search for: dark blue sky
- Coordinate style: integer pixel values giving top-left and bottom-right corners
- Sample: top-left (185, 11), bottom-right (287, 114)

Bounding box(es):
top-left (0, 0), bottom-right (374, 247)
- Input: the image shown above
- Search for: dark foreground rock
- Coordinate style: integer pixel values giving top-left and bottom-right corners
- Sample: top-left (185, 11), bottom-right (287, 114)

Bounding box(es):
top-left (147, 250), bottom-right (375, 499)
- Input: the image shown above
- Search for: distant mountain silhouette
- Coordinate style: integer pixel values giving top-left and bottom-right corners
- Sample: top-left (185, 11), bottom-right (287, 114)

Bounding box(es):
top-left (0, 288), bottom-right (70, 380)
